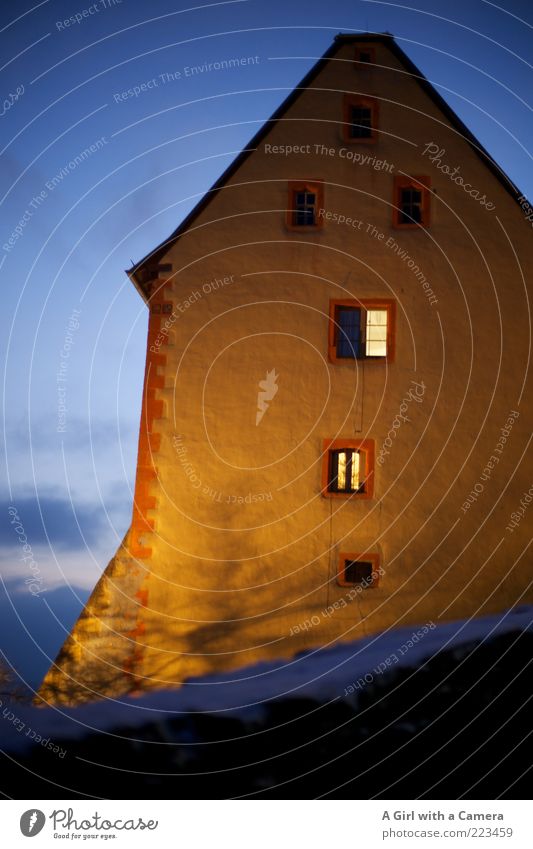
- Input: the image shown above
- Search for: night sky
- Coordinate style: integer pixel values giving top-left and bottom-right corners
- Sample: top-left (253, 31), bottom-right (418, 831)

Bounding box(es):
top-left (1, 0), bottom-right (532, 690)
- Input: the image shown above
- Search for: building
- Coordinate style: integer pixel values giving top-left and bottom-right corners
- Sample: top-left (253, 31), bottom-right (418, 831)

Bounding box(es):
top-left (39, 33), bottom-right (533, 705)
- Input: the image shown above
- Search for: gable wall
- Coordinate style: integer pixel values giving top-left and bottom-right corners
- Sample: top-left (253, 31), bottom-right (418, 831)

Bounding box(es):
top-left (40, 40), bottom-right (533, 700)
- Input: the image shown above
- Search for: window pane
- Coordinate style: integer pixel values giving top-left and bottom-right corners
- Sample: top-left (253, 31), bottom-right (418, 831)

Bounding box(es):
top-left (367, 309), bottom-right (387, 325)
top-left (350, 106), bottom-right (372, 138)
top-left (365, 309), bottom-right (388, 356)
top-left (337, 451), bottom-right (347, 490)
top-left (329, 448), bottom-right (364, 493)
top-left (344, 560), bottom-right (373, 584)
top-left (350, 450), bottom-right (360, 490)
top-left (400, 187), bottom-right (422, 223)
top-left (366, 340), bottom-right (387, 356)
top-left (336, 307), bottom-right (361, 358)
top-left (293, 189), bottom-right (317, 226)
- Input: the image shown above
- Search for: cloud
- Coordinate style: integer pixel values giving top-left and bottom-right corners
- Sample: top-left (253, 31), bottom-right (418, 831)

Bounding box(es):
top-left (0, 580), bottom-right (89, 690)
top-left (1, 494), bottom-right (121, 550)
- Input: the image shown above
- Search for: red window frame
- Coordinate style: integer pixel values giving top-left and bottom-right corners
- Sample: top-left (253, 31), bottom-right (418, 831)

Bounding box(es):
top-left (286, 180), bottom-right (324, 231)
top-left (337, 552), bottom-right (381, 587)
top-left (321, 438), bottom-right (375, 499)
top-left (393, 175), bottom-right (431, 228)
top-left (328, 298), bottom-right (396, 364)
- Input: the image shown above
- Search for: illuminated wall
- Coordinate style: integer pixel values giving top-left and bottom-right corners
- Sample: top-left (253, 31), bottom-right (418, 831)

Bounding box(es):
top-left (39, 36), bottom-right (533, 705)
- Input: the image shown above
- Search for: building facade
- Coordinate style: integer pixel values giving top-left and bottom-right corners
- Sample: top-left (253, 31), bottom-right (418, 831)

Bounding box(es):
top-left (40, 34), bottom-right (533, 705)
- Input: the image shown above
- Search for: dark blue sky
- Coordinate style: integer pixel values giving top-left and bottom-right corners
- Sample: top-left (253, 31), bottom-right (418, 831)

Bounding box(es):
top-left (1, 0), bottom-right (532, 689)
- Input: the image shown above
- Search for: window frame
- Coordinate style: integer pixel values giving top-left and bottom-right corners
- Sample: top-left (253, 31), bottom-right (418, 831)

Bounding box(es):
top-left (328, 298), bottom-right (396, 364)
top-left (322, 438), bottom-right (375, 499)
top-left (393, 175), bottom-right (431, 228)
top-left (342, 95), bottom-right (379, 144)
top-left (286, 180), bottom-right (324, 231)
top-left (337, 552), bottom-right (381, 587)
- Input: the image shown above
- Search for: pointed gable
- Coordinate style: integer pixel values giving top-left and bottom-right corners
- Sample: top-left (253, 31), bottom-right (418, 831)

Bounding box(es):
top-left (128, 32), bottom-right (524, 299)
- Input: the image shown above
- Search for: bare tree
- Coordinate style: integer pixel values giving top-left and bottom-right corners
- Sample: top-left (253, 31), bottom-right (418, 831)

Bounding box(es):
top-left (0, 656), bottom-right (26, 702)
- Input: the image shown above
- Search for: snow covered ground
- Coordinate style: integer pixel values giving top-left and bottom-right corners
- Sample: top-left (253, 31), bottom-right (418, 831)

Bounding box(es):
top-left (1, 605), bottom-right (531, 753)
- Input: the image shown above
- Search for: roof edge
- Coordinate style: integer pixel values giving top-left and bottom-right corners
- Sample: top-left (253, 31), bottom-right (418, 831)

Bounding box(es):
top-left (128, 32), bottom-right (527, 292)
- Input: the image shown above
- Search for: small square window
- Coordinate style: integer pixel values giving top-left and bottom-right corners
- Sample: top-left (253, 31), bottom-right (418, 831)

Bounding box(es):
top-left (162, 302), bottom-right (173, 314)
top-left (337, 552), bottom-right (380, 587)
top-left (393, 176), bottom-right (431, 228)
top-left (354, 46), bottom-right (376, 65)
top-left (286, 181), bottom-right (324, 230)
top-left (322, 439), bottom-right (375, 499)
top-left (151, 303), bottom-right (162, 314)
top-left (343, 96), bottom-right (378, 143)
top-left (329, 299), bottom-right (395, 363)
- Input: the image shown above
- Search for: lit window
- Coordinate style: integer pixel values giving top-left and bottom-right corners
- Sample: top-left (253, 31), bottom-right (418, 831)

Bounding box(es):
top-left (286, 181), bottom-right (324, 230)
top-left (329, 299), bottom-right (395, 363)
top-left (330, 448), bottom-right (361, 493)
top-left (322, 439), bottom-right (375, 499)
top-left (393, 176), bottom-right (431, 228)
top-left (337, 553), bottom-right (380, 587)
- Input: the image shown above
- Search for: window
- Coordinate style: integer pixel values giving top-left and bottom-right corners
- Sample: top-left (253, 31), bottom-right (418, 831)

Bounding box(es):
top-left (322, 438), bottom-right (375, 499)
top-left (286, 181), bottom-right (324, 230)
top-left (393, 176), bottom-right (431, 228)
top-left (328, 299), bottom-right (395, 363)
top-left (343, 96), bottom-right (378, 142)
top-left (337, 552), bottom-right (380, 587)
top-left (354, 45), bottom-right (376, 65)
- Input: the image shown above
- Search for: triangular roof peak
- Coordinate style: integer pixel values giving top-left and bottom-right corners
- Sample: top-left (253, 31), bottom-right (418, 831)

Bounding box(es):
top-left (128, 32), bottom-right (522, 298)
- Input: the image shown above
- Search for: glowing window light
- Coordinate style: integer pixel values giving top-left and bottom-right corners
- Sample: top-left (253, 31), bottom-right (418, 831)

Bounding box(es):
top-left (365, 309), bottom-right (388, 357)
top-left (331, 449), bottom-right (362, 493)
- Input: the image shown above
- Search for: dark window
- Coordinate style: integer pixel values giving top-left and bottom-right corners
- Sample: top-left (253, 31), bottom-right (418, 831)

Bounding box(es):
top-left (336, 307), bottom-right (361, 357)
top-left (328, 448), bottom-right (365, 494)
top-left (343, 559), bottom-right (374, 585)
top-left (349, 105), bottom-right (372, 139)
top-left (400, 187), bottom-right (422, 224)
top-left (162, 303), bottom-right (172, 314)
top-left (293, 190), bottom-right (317, 226)
top-left (355, 47), bottom-right (376, 64)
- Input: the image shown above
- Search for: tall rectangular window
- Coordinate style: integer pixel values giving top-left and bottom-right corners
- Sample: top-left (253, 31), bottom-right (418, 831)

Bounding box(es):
top-left (400, 186), bottom-right (422, 223)
top-left (294, 189), bottom-right (317, 226)
top-left (286, 181), bottom-right (324, 230)
top-left (393, 176), bottom-right (431, 228)
top-left (322, 439), bottom-right (375, 499)
top-left (343, 96), bottom-right (378, 143)
top-left (350, 105), bottom-right (372, 138)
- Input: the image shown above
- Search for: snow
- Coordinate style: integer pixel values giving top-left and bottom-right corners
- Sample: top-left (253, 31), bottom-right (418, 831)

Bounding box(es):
top-left (0, 605), bottom-right (531, 753)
